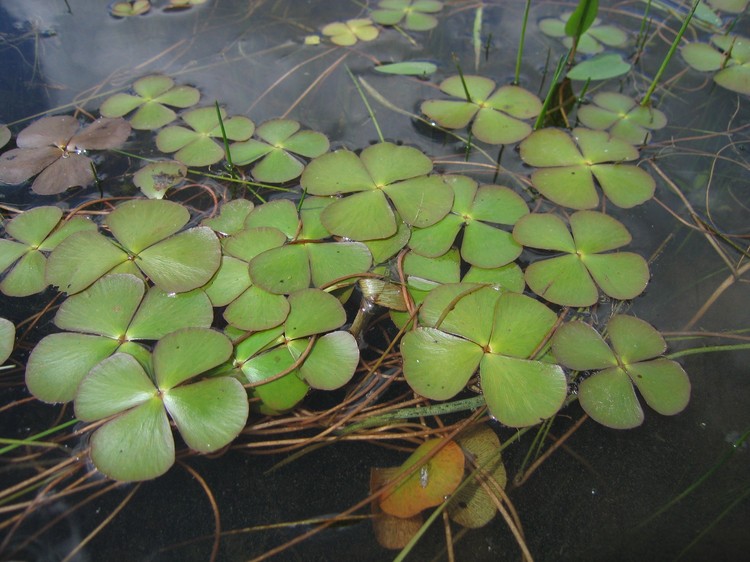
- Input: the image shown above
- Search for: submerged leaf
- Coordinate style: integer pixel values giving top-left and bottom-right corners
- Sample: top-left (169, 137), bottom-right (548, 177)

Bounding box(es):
top-left (379, 438), bottom-right (464, 518)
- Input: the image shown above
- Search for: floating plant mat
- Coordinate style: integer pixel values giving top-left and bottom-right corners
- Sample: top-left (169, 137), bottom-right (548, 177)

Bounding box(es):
top-left (0, 0), bottom-right (748, 561)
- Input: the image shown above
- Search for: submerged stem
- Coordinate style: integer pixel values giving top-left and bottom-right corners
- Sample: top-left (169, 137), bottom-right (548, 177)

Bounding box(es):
top-left (641, 0), bottom-right (699, 106)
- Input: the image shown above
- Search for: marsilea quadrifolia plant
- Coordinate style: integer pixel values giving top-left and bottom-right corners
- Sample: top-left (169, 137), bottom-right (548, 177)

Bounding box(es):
top-left (0, 1), bottom-right (695, 485)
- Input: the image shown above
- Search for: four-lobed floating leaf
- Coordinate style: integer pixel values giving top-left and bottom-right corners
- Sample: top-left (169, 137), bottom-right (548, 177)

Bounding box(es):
top-left (402, 284), bottom-right (568, 427)
top-left (421, 75), bottom-right (542, 145)
top-left (409, 175), bottom-right (528, 268)
top-left (321, 18), bottom-right (379, 46)
top-left (231, 119), bottom-right (329, 184)
top-left (46, 199), bottom-right (221, 295)
top-left (99, 75), bottom-right (200, 130)
top-left (577, 92), bottom-right (667, 145)
top-left (155, 106), bottom-right (254, 166)
top-left (519, 127), bottom-right (655, 209)
top-left (301, 141), bottom-right (453, 240)
top-left (0, 115), bottom-right (131, 195)
top-left (25, 273), bottom-right (213, 403)
top-left (513, 210), bottom-right (649, 306)
top-left (75, 327), bottom-right (247, 481)
top-left (370, 0), bottom-right (444, 32)
top-left (0, 206), bottom-right (95, 296)
top-left (552, 315), bottom-right (690, 429)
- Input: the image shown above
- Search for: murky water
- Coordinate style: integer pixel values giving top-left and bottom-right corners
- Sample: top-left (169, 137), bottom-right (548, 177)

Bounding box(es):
top-left (1, 1), bottom-right (748, 560)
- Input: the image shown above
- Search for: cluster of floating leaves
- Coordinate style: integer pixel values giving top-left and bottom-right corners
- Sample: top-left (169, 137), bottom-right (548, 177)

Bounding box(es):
top-left (2, 0), bottom-right (722, 487)
top-left (316, 0), bottom-right (444, 46)
top-left (110, 0), bottom-right (207, 18)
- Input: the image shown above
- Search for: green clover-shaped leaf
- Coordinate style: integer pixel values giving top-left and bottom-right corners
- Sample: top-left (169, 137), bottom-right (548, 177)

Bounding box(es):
top-left (46, 199), bottom-right (221, 294)
top-left (231, 119), bottom-right (329, 184)
top-left (25, 273), bottom-right (213, 403)
top-left (0, 206), bottom-right (95, 296)
top-left (321, 18), bottom-right (379, 46)
top-left (551, 316), bottom-right (690, 429)
top-left (421, 75), bottom-right (542, 145)
top-left (371, 0), bottom-right (444, 31)
top-left (155, 106), bottom-right (254, 166)
top-left (300, 141), bottom-right (453, 240)
top-left (402, 284), bottom-right (567, 426)
top-left (74, 328), bottom-right (246, 481)
top-left (513, 211), bottom-right (649, 306)
top-left (578, 92), bottom-right (668, 145)
top-left (409, 175), bottom-right (528, 268)
top-left (519, 127), bottom-right (655, 209)
top-left (99, 75), bottom-right (200, 130)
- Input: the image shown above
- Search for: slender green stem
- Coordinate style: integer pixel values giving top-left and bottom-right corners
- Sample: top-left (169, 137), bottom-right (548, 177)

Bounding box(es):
top-left (634, 0), bottom-right (653, 63)
top-left (675, 481), bottom-right (750, 560)
top-left (452, 53), bottom-right (473, 103)
top-left (394, 424), bottom-right (533, 562)
top-left (667, 343), bottom-right (750, 360)
top-left (346, 66), bottom-right (383, 143)
top-left (0, 418), bottom-right (79, 455)
top-left (636, 427), bottom-right (750, 528)
top-left (641, 0), bottom-right (699, 106)
top-left (214, 101), bottom-right (238, 179)
top-left (90, 161), bottom-right (102, 198)
top-left (337, 395), bottom-right (487, 434)
top-left (534, 54), bottom-right (567, 130)
top-left (514, 0), bottom-right (532, 85)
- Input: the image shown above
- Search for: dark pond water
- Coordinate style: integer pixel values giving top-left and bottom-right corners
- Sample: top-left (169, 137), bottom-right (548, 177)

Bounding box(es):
top-left (1, 1), bottom-right (748, 561)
